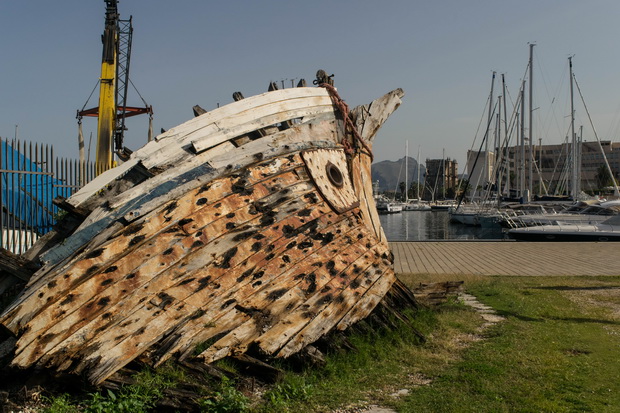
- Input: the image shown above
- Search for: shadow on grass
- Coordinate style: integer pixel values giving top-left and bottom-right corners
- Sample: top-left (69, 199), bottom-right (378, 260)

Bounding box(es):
top-left (531, 285), bottom-right (620, 291)
top-left (496, 310), bottom-right (620, 326)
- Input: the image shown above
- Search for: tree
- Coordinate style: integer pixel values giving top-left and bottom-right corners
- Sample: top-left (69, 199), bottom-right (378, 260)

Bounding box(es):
top-left (398, 181), bottom-right (406, 201)
top-left (445, 187), bottom-right (456, 199)
top-left (595, 165), bottom-right (614, 189)
top-left (408, 181), bottom-right (422, 200)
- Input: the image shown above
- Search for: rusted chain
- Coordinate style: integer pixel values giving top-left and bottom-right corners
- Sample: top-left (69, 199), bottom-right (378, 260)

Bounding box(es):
top-left (319, 83), bottom-right (374, 161)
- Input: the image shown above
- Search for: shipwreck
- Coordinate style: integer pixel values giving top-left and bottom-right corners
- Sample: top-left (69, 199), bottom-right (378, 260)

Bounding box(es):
top-left (0, 71), bottom-right (414, 387)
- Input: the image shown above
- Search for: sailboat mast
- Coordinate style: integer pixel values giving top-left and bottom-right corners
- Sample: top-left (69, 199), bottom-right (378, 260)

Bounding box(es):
top-left (502, 74), bottom-right (509, 197)
top-left (539, 138), bottom-right (544, 196)
top-left (569, 56), bottom-right (577, 198)
top-left (495, 96), bottom-right (501, 159)
top-left (528, 43), bottom-right (535, 195)
top-left (578, 126), bottom-right (583, 195)
top-left (571, 65), bottom-right (619, 197)
top-left (485, 72), bottom-right (496, 192)
top-left (417, 145), bottom-right (421, 200)
top-left (442, 148), bottom-right (446, 200)
top-left (520, 85), bottom-right (526, 199)
top-left (405, 140), bottom-right (408, 202)
top-left (495, 94), bottom-right (502, 207)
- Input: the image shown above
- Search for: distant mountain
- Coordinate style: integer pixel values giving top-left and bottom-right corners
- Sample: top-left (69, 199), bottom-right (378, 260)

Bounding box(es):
top-left (371, 156), bottom-right (424, 192)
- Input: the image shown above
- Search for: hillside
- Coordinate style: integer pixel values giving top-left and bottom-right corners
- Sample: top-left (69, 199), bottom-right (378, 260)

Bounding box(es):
top-left (371, 156), bottom-right (423, 192)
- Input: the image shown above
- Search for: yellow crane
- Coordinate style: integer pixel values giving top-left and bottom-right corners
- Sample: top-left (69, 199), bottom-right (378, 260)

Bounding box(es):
top-left (78, 0), bottom-right (152, 175)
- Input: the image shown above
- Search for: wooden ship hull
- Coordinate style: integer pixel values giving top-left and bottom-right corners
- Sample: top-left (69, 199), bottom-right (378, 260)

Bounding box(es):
top-left (0, 77), bottom-right (404, 385)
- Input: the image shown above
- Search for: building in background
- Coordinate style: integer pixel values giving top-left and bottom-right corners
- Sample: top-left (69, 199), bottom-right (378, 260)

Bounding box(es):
top-left (466, 140), bottom-right (620, 201)
top-left (507, 140), bottom-right (620, 197)
top-left (465, 150), bottom-right (496, 200)
top-left (424, 158), bottom-right (458, 200)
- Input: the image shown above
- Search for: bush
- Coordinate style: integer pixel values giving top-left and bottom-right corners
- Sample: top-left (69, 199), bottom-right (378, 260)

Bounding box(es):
top-left (199, 376), bottom-right (250, 413)
top-left (84, 387), bottom-right (156, 413)
top-left (42, 393), bottom-right (79, 413)
top-left (261, 375), bottom-right (313, 411)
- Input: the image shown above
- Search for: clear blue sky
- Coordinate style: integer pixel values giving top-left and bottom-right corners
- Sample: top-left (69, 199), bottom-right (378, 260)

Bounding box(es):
top-left (2, 0), bottom-right (620, 171)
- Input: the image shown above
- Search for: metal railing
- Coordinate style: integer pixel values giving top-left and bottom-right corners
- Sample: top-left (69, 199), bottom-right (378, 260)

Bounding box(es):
top-left (0, 138), bottom-right (95, 254)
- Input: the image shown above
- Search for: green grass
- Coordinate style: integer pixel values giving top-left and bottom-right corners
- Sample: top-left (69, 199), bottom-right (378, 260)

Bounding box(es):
top-left (255, 299), bottom-right (481, 412)
top-left (254, 275), bottom-right (620, 413)
top-left (395, 275), bottom-right (620, 413)
top-left (32, 275), bottom-right (620, 412)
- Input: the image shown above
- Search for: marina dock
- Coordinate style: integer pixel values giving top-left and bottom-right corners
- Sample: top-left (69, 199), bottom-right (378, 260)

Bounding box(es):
top-left (391, 241), bottom-right (620, 276)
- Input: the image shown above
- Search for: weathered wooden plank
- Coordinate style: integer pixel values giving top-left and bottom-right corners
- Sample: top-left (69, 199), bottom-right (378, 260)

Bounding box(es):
top-left (33, 181), bottom-right (328, 371)
top-left (5, 161), bottom-right (303, 332)
top-left (351, 153), bottom-right (387, 243)
top-left (2, 157), bottom-right (309, 333)
top-left (139, 89), bottom-right (334, 169)
top-left (67, 158), bottom-right (141, 207)
top-left (190, 103), bottom-right (335, 154)
top-left (276, 258), bottom-right (390, 357)
top-left (192, 105), bottom-right (207, 117)
top-left (197, 224), bottom-right (378, 362)
top-left (0, 249), bottom-right (39, 282)
top-left (151, 204), bottom-right (356, 360)
top-left (149, 88), bottom-right (331, 147)
top-left (0, 220), bottom-right (127, 332)
top-left (350, 88), bottom-right (404, 142)
top-left (44, 131), bottom-right (332, 275)
top-left (253, 239), bottom-right (387, 357)
top-left (205, 118), bottom-right (338, 171)
top-left (236, 222), bottom-right (372, 318)
top-left (412, 281), bottom-right (464, 306)
top-left (38, 118), bottom-right (339, 276)
top-left (118, 118), bottom-right (338, 220)
top-left (63, 194), bottom-right (340, 382)
top-left (12, 172), bottom-right (315, 366)
top-left (334, 267), bottom-right (395, 331)
top-left (231, 353), bottom-right (284, 383)
top-left (12, 228), bottom-right (198, 365)
top-left (152, 209), bottom-right (362, 366)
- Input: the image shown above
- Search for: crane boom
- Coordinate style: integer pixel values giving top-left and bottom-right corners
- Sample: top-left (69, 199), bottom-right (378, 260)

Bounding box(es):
top-left (95, 0), bottom-right (118, 174)
top-left (78, 0), bottom-right (152, 175)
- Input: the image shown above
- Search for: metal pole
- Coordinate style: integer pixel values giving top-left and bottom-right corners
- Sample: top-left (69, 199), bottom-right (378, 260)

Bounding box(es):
top-left (578, 125), bottom-right (583, 195)
top-left (0, 138), bottom-right (3, 250)
top-left (485, 72), bottom-right (496, 191)
top-left (520, 86), bottom-right (526, 199)
top-left (528, 43), bottom-right (535, 194)
top-left (538, 138), bottom-right (543, 196)
top-left (569, 56), bottom-right (576, 198)
top-left (502, 74), bottom-right (509, 198)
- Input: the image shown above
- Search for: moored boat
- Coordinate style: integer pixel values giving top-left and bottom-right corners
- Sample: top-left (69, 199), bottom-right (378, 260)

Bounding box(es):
top-left (0, 72), bottom-right (405, 384)
top-left (403, 199), bottom-right (431, 211)
top-left (377, 201), bottom-right (404, 213)
top-left (508, 214), bottom-right (620, 241)
top-left (430, 200), bottom-right (457, 211)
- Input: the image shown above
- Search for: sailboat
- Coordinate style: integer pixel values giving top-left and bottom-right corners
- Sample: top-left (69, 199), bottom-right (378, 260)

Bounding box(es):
top-left (429, 149), bottom-right (457, 211)
top-left (403, 144), bottom-right (430, 211)
top-left (508, 213), bottom-right (620, 241)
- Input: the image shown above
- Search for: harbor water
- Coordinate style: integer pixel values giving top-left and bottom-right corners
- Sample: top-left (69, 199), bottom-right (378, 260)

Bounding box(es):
top-left (379, 210), bottom-right (506, 241)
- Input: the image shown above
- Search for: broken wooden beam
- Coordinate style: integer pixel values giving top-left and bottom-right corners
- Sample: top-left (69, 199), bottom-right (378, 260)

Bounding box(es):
top-left (0, 248), bottom-right (40, 287)
top-left (193, 105), bottom-right (207, 117)
top-left (412, 281), bottom-right (464, 306)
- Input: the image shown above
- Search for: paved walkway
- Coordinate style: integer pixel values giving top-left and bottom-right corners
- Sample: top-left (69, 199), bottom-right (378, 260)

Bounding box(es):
top-left (390, 241), bottom-right (620, 276)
